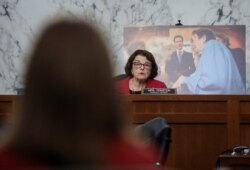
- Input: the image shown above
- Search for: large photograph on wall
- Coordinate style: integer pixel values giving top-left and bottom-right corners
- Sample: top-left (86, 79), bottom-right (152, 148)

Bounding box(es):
top-left (123, 25), bottom-right (246, 94)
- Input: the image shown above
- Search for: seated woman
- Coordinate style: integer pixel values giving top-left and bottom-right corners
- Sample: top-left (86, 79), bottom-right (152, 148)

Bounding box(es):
top-left (115, 50), bottom-right (167, 94)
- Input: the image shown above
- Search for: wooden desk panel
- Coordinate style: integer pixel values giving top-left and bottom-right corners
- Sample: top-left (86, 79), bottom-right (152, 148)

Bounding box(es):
top-left (168, 124), bottom-right (227, 170)
top-left (218, 155), bottom-right (250, 170)
top-left (241, 125), bottom-right (250, 147)
top-left (0, 95), bottom-right (20, 123)
top-left (122, 95), bottom-right (250, 170)
top-left (0, 95), bottom-right (250, 170)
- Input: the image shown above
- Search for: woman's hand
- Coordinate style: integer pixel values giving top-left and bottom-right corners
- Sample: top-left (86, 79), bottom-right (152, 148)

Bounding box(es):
top-left (172, 75), bottom-right (185, 88)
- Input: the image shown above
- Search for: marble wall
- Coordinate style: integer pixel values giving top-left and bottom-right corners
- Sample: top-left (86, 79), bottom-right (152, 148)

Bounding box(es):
top-left (1, 0), bottom-right (250, 94)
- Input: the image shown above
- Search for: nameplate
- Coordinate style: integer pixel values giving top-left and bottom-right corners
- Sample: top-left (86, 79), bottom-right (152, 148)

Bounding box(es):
top-left (142, 88), bottom-right (177, 94)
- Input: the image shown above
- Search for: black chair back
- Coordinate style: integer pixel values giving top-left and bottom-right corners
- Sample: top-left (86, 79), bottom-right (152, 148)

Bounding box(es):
top-left (135, 117), bottom-right (171, 166)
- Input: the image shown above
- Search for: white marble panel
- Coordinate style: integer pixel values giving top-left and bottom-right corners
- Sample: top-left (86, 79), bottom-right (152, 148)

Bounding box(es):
top-left (0, 0), bottom-right (250, 93)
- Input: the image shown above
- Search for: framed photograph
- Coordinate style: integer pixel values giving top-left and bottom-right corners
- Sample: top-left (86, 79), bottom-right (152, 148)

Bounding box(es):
top-left (123, 25), bottom-right (246, 94)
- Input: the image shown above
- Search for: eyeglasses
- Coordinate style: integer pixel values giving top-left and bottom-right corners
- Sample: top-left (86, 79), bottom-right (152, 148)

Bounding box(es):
top-left (132, 62), bottom-right (152, 69)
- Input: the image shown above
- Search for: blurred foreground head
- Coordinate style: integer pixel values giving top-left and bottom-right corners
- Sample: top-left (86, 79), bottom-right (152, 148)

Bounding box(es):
top-left (7, 19), bottom-right (124, 166)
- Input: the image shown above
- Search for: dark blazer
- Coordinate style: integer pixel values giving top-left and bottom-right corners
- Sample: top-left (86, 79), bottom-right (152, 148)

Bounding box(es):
top-left (165, 51), bottom-right (195, 86)
top-left (230, 48), bottom-right (246, 84)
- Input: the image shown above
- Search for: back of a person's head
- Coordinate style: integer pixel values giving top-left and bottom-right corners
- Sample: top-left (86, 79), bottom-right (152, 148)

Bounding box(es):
top-left (192, 28), bottom-right (216, 42)
top-left (6, 19), bottom-right (124, 166)
top-left (216, 33), bottom-right (230, 47)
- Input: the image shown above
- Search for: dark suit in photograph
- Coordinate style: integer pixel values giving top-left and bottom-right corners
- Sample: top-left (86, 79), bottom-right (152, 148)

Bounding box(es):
top-left (165, 50), bottom-right (195, 86)
top-left (230, 48), bottom-right (246, 85)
